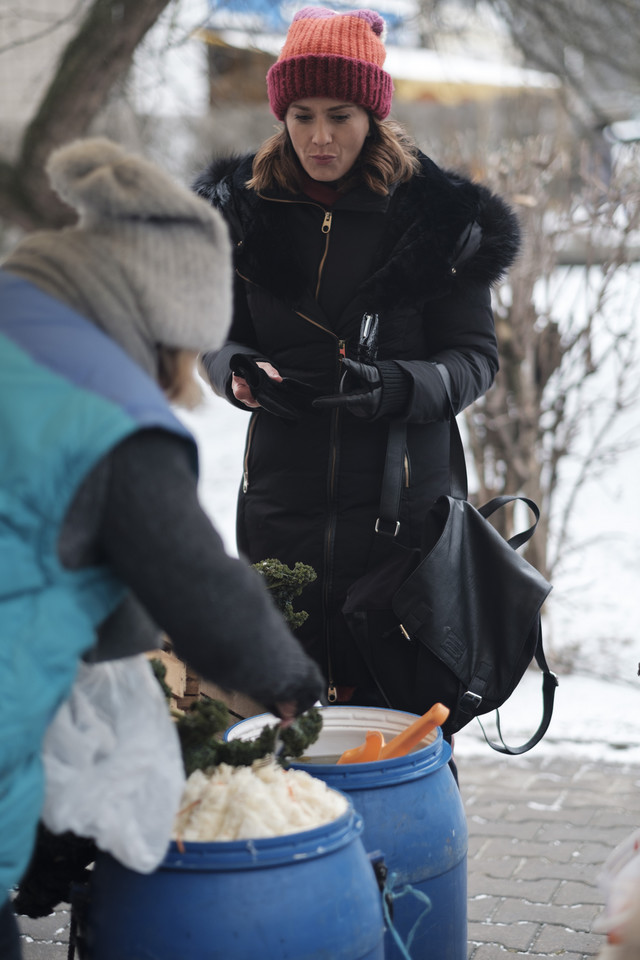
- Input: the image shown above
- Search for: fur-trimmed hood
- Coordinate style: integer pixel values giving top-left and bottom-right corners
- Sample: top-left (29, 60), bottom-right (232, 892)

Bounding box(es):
top-left (193, 151), bottom-right (520, 313)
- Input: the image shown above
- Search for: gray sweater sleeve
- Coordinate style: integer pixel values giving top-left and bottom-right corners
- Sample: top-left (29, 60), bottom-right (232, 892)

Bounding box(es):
top-left (60, 429), bottom-right (324, 713)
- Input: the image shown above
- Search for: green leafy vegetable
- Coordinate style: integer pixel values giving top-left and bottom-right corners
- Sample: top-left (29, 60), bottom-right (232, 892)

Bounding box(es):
top-left (279, 708), bottom-right (323, 758)
top-left (252, 558), bottom-right (317, 630)
top-left (150, 556), bottom-right (321, 776)
top-left (149, 657), bottom-right (173, 701)
top-left (173, 700), bottom-right (323, 777)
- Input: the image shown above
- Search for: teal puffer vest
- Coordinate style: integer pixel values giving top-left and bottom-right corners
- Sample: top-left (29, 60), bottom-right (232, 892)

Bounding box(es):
top-left (0, 271), bottom-right (196, 901)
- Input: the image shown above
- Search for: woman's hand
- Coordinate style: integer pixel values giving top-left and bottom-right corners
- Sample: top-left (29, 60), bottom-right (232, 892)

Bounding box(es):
top-left (232, 361), bottom-right (282, 407)
top-left (313, 358), bottom-right (383, 419)
top-left (267, 658), bottom-right (324, 721)
top-left (272, 702), bottom-right (297, 724)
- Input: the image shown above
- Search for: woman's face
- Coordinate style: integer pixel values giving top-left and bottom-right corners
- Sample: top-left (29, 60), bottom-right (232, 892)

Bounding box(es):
top-left (285, 97), bottom-right (371, 182)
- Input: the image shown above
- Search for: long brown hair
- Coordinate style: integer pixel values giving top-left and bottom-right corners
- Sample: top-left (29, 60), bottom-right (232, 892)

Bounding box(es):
top-left (158, 347), bottom-right (202, 408)
top-left (247, 116), bottom-right (420, 196)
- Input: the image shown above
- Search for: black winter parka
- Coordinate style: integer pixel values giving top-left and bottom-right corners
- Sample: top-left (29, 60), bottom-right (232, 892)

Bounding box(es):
top-left (196, 151), bottom-right (520, 705)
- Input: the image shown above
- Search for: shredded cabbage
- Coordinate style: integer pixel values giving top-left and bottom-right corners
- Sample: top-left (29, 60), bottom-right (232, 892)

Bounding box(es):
top-left (173, 761), bottom-right (347, 841)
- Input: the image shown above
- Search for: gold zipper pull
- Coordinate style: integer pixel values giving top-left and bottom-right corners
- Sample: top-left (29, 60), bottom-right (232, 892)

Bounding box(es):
top-left (321, 211), bottom-right (332, 234)
top-left (327, 684), bottom-right (338, 703)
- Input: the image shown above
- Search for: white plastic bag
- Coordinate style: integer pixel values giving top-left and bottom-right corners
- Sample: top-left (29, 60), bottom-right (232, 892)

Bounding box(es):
top-left (594, 827), bottom-right (640, 957)
top-left (41, 655), bottom-right (185, 873)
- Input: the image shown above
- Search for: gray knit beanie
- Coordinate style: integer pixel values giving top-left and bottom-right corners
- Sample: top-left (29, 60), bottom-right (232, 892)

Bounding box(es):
top-left (3, 137), bottom-right (232, 378)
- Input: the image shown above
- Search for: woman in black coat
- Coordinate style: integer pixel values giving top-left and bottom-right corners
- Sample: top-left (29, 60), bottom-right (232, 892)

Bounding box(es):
top-left (197, 5), bottom-right (520, 716)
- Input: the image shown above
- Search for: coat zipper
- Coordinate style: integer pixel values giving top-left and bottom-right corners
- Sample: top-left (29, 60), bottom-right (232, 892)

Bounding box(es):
top-left (234, 299), bottom-right (342, 495)
top-left (293, 310), bottom-right (341, 343)
top-left (315, 211), bottom-right (333, 300)
top-left (243, 296), bottom-right (344, 700)
top-left (255, 193), bottom-right (334, 303)
top-left (292, 304), bottom-right (344, 702)
top-left (324, 338), bottom-right (345, 703)
top-left (325, 406), bottom-right (340, 703)
top-left (239, 302), bottom-right (344, 702)
top-left (241, 195), bottom-right (341, 701)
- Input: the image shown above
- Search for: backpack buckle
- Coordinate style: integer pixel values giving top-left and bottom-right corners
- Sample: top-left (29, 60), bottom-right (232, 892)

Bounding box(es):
top-left (459, 690), bottom-right (483, 711)
top-left (375, 517), bottom-right (400, 537)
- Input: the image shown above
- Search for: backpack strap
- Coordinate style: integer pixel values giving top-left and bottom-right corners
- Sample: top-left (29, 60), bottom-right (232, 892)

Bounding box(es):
top-left (477, 627), bottom-right (558, 755)
top-left (375, 419), bottom-right (406, 538)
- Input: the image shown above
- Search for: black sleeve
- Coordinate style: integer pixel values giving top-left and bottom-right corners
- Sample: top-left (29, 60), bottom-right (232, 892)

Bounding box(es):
top-left (200, 341), bottom-right (262, 409)
top-left (395, 283), bottom-right (498, 422)
top-left (93, 430), bottom-right (324, 711)
top-left (200, 265), bottom-right (264, 406)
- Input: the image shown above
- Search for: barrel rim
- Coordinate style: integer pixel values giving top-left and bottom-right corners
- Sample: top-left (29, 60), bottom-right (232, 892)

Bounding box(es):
top-left (290, 736), bottom-right (451, 788)
top-left (225, 705), bottom-right (450, 787)
top-left (165, 799), bottom-right (364, 871)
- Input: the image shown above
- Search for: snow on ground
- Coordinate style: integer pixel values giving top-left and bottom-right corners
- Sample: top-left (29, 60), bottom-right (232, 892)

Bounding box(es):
top-left (453, 669), bottom-right (640, 765)
top-left (176, 388), bottom-right (640, 765)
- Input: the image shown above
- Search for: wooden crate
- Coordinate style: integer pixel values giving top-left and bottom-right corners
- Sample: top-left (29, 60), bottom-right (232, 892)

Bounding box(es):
top-left (146, 642), bottom-right (265, 721)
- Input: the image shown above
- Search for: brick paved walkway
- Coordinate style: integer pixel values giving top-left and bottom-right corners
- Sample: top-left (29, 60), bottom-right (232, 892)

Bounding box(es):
top-left (463, 753), bottom-right (640, 959)
top-left (16, 753), bottom-right (640, 959)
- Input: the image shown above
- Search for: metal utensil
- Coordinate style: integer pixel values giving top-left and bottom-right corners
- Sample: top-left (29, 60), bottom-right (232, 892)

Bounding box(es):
top-left (255, 722), bottom-right (286, 768)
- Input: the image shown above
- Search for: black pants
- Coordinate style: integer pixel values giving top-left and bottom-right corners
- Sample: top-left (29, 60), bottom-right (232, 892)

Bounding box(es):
top-left (0, 900), bottom-right (22, 960)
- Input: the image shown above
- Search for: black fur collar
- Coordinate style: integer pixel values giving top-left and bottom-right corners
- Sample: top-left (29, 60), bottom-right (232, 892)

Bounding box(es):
top-left (194, 152), bottom-right (520, 309)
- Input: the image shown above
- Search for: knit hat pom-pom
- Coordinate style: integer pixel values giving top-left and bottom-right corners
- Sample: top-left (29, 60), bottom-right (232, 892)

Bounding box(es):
top-left (46, 136), bottom-right (219, 229)
top-left (46, 138), bottom-right (137, 221)
top-left (293, 6), bottom-right (335, 20)
top-left (293, 6), bottom-right (385, 35)
top-left (354, 9), bottom-right (385, 36)
top-left (30, 135), bottom-right (234, 361)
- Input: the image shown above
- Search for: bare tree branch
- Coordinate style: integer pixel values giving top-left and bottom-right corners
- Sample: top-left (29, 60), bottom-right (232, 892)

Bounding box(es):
top-left (0, 1), bottom-right (88, 56)
top-left (465, 138), bottom-right (640, 582)
top-left (417, 0), bottom-right (640, 126)
top-left (0, 0), bottom-right (173, 231)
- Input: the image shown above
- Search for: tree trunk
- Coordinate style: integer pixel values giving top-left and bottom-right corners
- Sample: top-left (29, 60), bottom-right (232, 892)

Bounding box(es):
top-left (0, 0), bottom-right (172, 231)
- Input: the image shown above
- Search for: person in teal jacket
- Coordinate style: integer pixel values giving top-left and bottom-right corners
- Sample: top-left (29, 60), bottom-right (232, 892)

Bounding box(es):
top-left (0, 137), bottom-right (323, 959)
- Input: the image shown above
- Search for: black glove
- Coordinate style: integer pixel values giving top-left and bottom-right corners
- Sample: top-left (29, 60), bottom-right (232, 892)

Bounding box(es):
top-left (264, 659), bottom-right (325, 719)
top-left (13, 823), bottom-right (96, 918)
top-left (313, 358), bottom-right (383, 419)
top-left (314, 359), bottom-right (412, 420)
top-left (230, 354), bottom-right (319, 421)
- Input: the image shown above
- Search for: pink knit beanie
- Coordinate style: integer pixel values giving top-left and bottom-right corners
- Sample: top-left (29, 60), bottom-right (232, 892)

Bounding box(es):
top-left (267, 6), bottom-right (394, 120)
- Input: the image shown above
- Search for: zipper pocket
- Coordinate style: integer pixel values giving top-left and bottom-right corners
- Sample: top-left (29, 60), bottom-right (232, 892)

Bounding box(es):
top-left (242, 413), bottom-right (258, 492)
top-left (294, 310), bottom-right (339, 342)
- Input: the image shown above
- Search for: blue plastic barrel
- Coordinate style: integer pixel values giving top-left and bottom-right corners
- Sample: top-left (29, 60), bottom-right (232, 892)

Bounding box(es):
top-left (228, 706), bottom-right (468, 960)
top-left (85, 801), bottom-right (385, 960)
